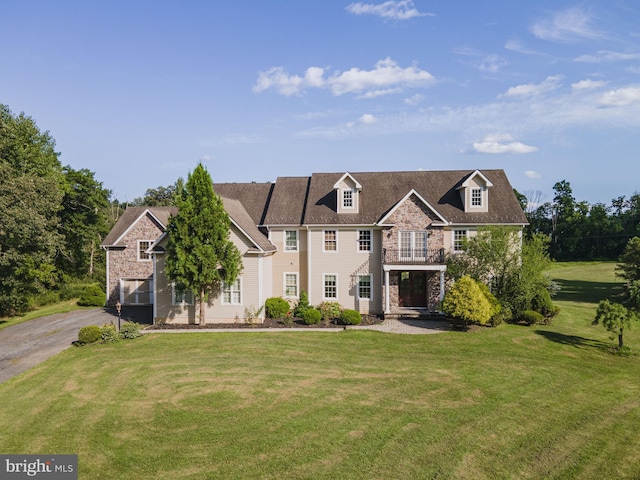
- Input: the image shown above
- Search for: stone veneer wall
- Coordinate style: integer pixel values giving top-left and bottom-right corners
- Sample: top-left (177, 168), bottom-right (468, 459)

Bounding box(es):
top-left (384, 271), bottom-right (442, 311)
top-left (382, 194), bottom-right (444, 252)
top-left (106, 214), bottom-right (164, 305)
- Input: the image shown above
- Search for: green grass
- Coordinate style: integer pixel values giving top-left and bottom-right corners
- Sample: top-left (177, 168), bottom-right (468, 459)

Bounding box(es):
top-left (1, 263), bottom-right (640, 479)
top-left (0, 299), bottom-right (86, 332)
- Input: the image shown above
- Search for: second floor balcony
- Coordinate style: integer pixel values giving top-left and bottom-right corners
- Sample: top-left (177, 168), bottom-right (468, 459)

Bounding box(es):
top-left (383, 247), bottom-right (445, 265)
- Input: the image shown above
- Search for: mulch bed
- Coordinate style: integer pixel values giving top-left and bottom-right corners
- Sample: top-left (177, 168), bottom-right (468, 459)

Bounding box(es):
top-left (146, 315), bottom-right (384, 330)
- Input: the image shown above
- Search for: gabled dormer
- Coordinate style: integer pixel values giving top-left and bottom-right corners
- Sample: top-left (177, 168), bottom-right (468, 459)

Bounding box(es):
top-left (333, 172), bottom-right (362, 214)
top-left (456, 170), bottom-right (493, 213)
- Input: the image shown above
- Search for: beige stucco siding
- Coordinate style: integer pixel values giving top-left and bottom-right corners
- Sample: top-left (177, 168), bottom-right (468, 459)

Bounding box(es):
top-left (306, 227), bottom-right (382, 314)
top-left (153, 224), bottom-right (266, 324)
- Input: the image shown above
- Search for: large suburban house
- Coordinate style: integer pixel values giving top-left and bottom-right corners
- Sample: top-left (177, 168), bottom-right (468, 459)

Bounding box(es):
top-left (101, 169), bottom-right (527, 324)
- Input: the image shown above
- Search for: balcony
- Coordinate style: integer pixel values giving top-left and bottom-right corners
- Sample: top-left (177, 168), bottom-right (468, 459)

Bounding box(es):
top-left (383, 248), bottom-right (445, 265)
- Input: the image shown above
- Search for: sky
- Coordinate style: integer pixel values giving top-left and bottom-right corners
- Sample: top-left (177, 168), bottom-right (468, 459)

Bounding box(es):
top-left (2, 0), bottom-right (640, 207)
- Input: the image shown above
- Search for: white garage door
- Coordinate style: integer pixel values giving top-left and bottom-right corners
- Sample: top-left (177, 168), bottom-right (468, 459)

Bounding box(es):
top-left (120, 279), bottom-right (152, 305)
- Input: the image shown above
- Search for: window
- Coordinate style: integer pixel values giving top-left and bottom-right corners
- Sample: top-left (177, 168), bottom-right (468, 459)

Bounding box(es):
top-left (342, 189), bottom-right (354, 208)
top-left (358, 275), bottom-right (371, 300)
top-left (284, 230), bottom-right (298, 252)
top-left (323, 274), bottom-right (337, 300)
top-left (471, 188), bottom-right (482, 207)
top-left (358, 230), bottom-right (371, 252)
top-left (399, 231), bottom-right (427, 260)
top-left (324, 230), bottom-right (337, 252)
top-left (138, 240), bottom-right (152, 261)
top-left (284, 273), bottom-right (298, 297)
top-left (453, 229), bottom-right (468, 252)
top-left (172, 285), bottom-right (194, 305)
top-left (222, 278), bottom-right (242, 305)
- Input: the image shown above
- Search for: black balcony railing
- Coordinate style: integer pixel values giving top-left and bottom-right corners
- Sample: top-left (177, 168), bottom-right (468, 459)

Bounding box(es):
top-left (383, 248), bottom-right (445, 265)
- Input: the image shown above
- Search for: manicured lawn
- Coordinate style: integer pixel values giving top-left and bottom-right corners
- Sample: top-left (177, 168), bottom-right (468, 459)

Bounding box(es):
top-left (1, 263), bottom-right (639, 479)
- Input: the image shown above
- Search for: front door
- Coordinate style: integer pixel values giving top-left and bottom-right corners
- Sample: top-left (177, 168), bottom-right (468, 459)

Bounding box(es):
top-left (398, 271), bottom-right (427, 307)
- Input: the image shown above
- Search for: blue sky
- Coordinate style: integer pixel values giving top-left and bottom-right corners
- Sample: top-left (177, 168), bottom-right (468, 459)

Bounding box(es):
top-left (2, 1), bottom-right (640, 206)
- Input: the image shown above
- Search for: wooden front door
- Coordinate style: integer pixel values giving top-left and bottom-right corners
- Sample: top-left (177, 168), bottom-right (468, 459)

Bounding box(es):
top-left (398, 271), bottom-right (427, 307)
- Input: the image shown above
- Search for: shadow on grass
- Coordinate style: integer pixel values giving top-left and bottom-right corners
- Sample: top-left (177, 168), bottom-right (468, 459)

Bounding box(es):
top-left (535, 330), bottom-right (610, 351)
top-left (0, 320), bottom-right (6, 326)
top-left (554, 279), bottom-right (624, 304)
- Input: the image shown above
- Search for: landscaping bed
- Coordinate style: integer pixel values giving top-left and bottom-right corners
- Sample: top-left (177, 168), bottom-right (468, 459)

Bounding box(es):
top-left (146, 314), bottom-right (383, 330)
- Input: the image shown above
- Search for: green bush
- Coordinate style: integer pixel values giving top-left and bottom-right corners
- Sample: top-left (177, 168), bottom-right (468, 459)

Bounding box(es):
top-left (442, 276), bottom-right (492, 326)
top-left (31, 291), bottom-right (61, 308)
top-left (302, 308), bottom-right (321, 325)
top-left (293, 290), bottom-right (311, 317)
top-left (520, 310), bottom-right (544, 326)
top-left (531, 288), bottom-right (555, 317)
top-left (119, 321), bottom-right (141, 339)
top-left (78, 284), bottom-right (106, 307)
top-left (265, 297), bottom-right (290, 318)
top-left (340, 309), bottom-right (362, 325)
top-left (78, 325), bottom-right (102, 344)
top-left (318, 302), bottom-right (341, 322)
top-left (100, 323), bottom-right (120, 343)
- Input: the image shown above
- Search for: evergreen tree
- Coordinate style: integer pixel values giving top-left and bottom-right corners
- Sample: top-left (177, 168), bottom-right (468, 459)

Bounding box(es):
top-left (165, 163), bottom-right (242, 324)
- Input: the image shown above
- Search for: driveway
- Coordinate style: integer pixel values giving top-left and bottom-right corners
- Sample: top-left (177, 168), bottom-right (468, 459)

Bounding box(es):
top-left (0, 308), bottom-right (122, 384)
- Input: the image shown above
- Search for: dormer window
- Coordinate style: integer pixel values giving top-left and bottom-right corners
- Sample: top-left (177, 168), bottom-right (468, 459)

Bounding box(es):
top-left (342, 189), bottom-right (354, 208)
top-left (471, 188), bottom-right (482, 207)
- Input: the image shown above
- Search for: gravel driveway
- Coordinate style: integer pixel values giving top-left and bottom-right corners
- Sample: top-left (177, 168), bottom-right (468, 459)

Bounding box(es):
top-left (0, 308), bottom-right (119, 384)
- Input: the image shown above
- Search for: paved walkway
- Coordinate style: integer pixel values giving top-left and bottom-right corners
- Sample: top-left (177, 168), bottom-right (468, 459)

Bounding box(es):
top-left (143, 318), bottom-right (452, 335)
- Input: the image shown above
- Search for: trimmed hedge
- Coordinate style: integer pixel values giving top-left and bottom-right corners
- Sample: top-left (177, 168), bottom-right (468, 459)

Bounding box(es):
top-left (78, 285), bottom-right (106, 307)
top-left (265, 297), bottom-right (290, 318)
top-left (302, 309), bottom-right (321, 325)
top-left (78, 325), bottom-right (102, 344)
top-left (521, 310), bottom-right (544, 326)
top-left (340, 309), bottom-right (362, 325)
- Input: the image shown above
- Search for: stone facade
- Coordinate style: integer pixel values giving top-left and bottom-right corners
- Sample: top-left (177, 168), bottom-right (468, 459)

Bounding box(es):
top-left (382, 194), bottom-right (444, 253)
top-left (106, 214), bottom-right (165, 305)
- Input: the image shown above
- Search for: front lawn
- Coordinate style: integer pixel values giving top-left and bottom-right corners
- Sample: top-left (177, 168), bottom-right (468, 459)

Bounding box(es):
top-left (0, 263), bottom-right (639, 479)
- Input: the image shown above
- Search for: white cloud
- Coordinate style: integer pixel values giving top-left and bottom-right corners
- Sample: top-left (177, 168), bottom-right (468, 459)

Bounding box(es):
top-left (359, 113), bottom-right (378, 124)
top-left (472, 134), bottom-right (538, 154)
top-left (345, 0), bottom-right (434, 20)
top-left (199, 154), bottom-right (211, 162)
top-left (504, 39), bottom-right (542, 55)
top-left (254, 58), bottom-right (435, 97)
top-left (575, 50), bottom-right (640, 63)
top-left (478, 54), bottom-right (507, 73)
top-left (531, 7), bottom-right (602, 42)
top-left (571, 79), bottom-right (607, 91)
top-left (525, 170), bottom-right (542, 179)
top-left (599, 87), bottom-right (640, 107)
top-left (500, 75), bottom-right (563, 98)
top-left (404, 93), bottom-right (425, 105)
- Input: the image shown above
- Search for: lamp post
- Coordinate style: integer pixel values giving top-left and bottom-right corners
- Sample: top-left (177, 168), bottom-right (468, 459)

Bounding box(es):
top-left (115, 301), bottom-right (122, 331)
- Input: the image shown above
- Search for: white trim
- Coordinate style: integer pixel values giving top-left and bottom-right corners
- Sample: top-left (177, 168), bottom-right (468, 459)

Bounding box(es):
top-left (333, 172), bottom-right (362, 190)
top-left (341, 188), bottom-right (355, 209)
top-left (452, 228), bottom-right (469, 253)
top-left (221, 277), bottom-right (242, 305)
top-left (323, 273), bottom-right (338, 300)
top-left (284, 230), bottom-right (299, 252)
top-left (457, 169), bottom-right (494, 189)
top-left (283, 272), bottom-right (299, 298)
top-left (105, 249), bottom-right (110, 306)
top-left (378, 189), bottom-right (449, 225)
top-left (111, 209), bottom-right (168, 246)
top-left (357, 274), bottom-right (372, 300)
top-left (171, 283), bottom-right (194, 305)
top-left (137, 240), bottom-right (153, 261)
top-left (322, 229), bottom-right (338, 253)
top-left (357, 229), bottom-right (372, 253)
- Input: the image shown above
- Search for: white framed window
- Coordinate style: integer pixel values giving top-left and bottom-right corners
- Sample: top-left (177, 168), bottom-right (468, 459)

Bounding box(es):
top-left (342, 189), bottom-right (354, 208)
top-left (453, 229), bottom-right (468, 252)
top-left (358, 230), bottom-right (371, 252)
top-left (222, 278), bottom-right (242, 305)
top-left (399, 231), bottom-right (427, 260)
top-left (284, 230), bottom-right (298, 252)
top-left (284, 273), bottom-right (298, 298)
top-left (172, 285), bottom-right (194, 305)
top-left (358, 275), bottom-right (371, 300)
top-left (323, 230), bottom-right (337, 252)
top-left (471, 188), bottom-right (482, 207)
top-left (137, 240), bottom-right (152, 261)
top-left (323, 274), bottom-right (337, 300)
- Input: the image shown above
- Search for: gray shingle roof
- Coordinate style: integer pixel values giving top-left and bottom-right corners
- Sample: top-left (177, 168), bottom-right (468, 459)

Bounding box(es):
top-left (221, 197), bottom-right (277, 252)
top-left (101, 206), bottom-right (177, 247)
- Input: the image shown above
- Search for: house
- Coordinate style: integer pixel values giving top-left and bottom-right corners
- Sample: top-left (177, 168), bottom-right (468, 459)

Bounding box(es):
top-left (101, 169), bottom-right (527, 323)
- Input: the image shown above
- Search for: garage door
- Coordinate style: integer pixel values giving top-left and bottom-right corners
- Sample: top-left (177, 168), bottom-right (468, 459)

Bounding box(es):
top-left (120, 279), bottom-right (152, 305)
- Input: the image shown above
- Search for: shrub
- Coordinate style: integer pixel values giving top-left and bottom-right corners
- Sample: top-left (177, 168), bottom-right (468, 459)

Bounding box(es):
top-left (265, 297), bottom-right (290, 318)
top-left (100, 323), bottom-right (120, 343)
top-left (340, 309), bottom-right (362, 325)
top-left (31, 291), bottom-right (60, 308)
top-left (442, 276), bottom-right (492, 326)
top-left (78, 284), bottom-right (106, 307)
top-left (317, 302), bottom-right (341, 322)
top-left (520, 310), bottom-right (544, 326)
top-left (78, 325), bottom-right (102, 344)
top-left (293, 290), bottom-right (311, 317)
top-left (119, 321), bottom-right (141, 339)
top-left (531, 288), bottom-right (555, 317)
top-left (302, 308), bottom-right (321, 325)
